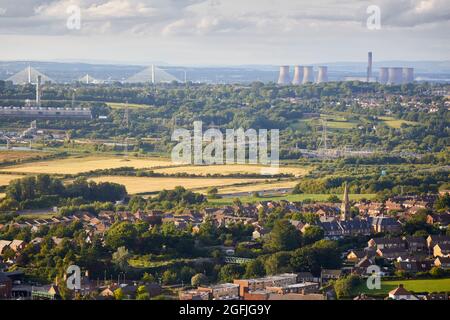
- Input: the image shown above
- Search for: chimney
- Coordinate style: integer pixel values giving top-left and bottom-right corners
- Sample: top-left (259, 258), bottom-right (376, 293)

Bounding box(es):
top-left (367, 52), bottom-right (373, 82)
top-left (36, 75), bottom-right (42, 107)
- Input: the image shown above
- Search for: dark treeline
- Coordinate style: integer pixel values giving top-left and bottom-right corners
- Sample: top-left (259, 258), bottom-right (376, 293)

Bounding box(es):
top-left (1, 175), bottom-right (126, 210)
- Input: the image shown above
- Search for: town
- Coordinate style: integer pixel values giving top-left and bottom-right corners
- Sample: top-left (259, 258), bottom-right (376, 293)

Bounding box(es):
top-left (1, 180), bottom-right (449, 300)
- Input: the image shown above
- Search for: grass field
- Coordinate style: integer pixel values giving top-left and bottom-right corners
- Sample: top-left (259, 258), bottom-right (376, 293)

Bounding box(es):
top-left (296, 114), bottom-right (356, 130)
top-left (153, 164), bottom-right (310, 177)
top-left (106, 102), bottom-right (153, 109)
top-left (0, 150), bottom-right (47, 162)
top-left (379, 116), bottom-right (419, 129)
top-left (0, 156), bottom-right (174, 174)
top-left (0, 174), bottom-right (27, 186)
top-left (198, 180), bottom-right (301, 195)
top-left (353, 278), bottom-right (450, 296)
top-left (89, 176), bottom-right (268, 194)
top-left (207, 193), bottom-right (376, 205)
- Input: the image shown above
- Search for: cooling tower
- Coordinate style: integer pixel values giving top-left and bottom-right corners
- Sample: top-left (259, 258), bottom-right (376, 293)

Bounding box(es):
top-left (302, 66), bottom-right (314, 83)
top-left (292, 66), bottom-right (304, 85)
top-left (402, 68), bottom-right (414, 83)
top-left (317, 66), bottom-right (328, 83)
top-left (379, 67), bottom-right (389, 84)
top-left (277, 66), bottom-right (291, 85)
top-left (387, 67), bottom-right (403, 85)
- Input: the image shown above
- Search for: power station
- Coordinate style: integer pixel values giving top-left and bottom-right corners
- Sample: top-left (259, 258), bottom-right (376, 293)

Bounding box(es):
top-left (367, 52), bottom-right (373, 82)
top-left (292, 66), bottom-right (304, 85)
top-left (317, 66), bottom-right (328, 83)
top-left (302, 66), bottom-right (315, 83)
top-left (277, 66), bottom-right (291, 85)
top-left (278, 65), bottom-right (330, 85)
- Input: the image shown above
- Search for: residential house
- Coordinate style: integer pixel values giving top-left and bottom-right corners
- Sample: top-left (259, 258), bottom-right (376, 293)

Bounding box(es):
top-left (196, 283), bottom-right (240, 300)
top-left (0, 272), bottom-right (12, 299)
top-left (347, 250), bottom-right (367, 262)
top-left (319, 220), bottom-right (342, 239)
top-left (368, 237), bottom-right (405, 250)
top-left (403, 236), bottom-right (427, 253)
top-left (376, 247), bottom-right (409, 260)
top-left (339, 219), bottom-right (371, 236)
top-left (369, 216), bottom-right (402, 234)
top-left (433, 243), bottom-right (450, 257)
top-left (234, 274), bottom-right (298, 297)
top-left (320, 269), bottom-right (342, 283)
top-left (427, 235), bottom-right (450, 250)
top-left (434, 257), bottom-right (450, 269)
top-left (388, 284), bottom-right (418, 300)
top-left (296, 272), bottom-right (319, 283)
top-left (427, 214), bottom-right (450, 228)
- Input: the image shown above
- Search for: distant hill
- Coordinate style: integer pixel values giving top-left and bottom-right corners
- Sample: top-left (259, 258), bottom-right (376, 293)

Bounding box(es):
top-left (0, 60), bottom-right (449, 84)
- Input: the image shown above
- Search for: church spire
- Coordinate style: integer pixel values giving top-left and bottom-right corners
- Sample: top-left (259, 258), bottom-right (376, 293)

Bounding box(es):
top-left (340, 182), bottom-right (350, 220)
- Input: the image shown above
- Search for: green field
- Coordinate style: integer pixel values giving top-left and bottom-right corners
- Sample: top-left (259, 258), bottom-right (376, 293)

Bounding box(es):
top-left (353, 278), bottom-right (450, 296)
top-left (378, 116), bottom-right (419, 129)
top-left (207, 193), bottom-right (376, 206)
top-left (296, 114), bottom-right (357, 130)
top-left (106, 102), bottom-right (153, 109)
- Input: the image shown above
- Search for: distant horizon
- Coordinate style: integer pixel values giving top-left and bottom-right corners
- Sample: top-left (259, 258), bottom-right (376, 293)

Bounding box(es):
top-left (0, 1), bottom-right (448, 65)
top-left (1, 58), bottom-right (450, 68)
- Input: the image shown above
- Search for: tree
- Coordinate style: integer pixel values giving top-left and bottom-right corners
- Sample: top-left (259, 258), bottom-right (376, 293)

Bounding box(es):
top-left (264, 252), bottom-right (292, 275)
top-left (429, 266), bottom-right (445, 278)
top-left (327, 195), bottom-right (340, 203)
top-left (244, 259), bottom-right (266, 278)
top-left (207, 187), bottom-right (220, 199)
top-left (142, 272), bottom-right (156, 283)
top-left (334, 275), bottom-right (360, 299)
top-left (290, 240), bottom-right (341, 276)
top-left (105, 222), bottom-right (137, 249)
top-left (265, 219), bottom-right (301, 252)
top-left (191, 273), bottom-right (209, 287)
top-left (302, 225), bottom-right (324, 245)
top-left (136, 285), bottom-right (150, 300)
top-left (219, 264), bottom-right (244, 283)
top-left (161, 270), bottom-right (178, 285)
top-left (112, 246), bottom-right (131, 271)
top-left (291, 184), bottom-right (303, 194)
top-left (114, 288), bottom-right (124, 300)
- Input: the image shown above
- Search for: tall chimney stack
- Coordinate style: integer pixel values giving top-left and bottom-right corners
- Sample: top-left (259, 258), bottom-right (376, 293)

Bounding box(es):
top-left (302, 66), bottom-right (314, 84)
top-left (367, 52), bottom-right (373, 82)
top-left (292, 66), bottom-right (304, 85)
top-left (277, 66), bottom-right (291, 85)
top-left (36, 75), bottom-right (41, 107)
top-left (317, 66), bottom-right (328, 83)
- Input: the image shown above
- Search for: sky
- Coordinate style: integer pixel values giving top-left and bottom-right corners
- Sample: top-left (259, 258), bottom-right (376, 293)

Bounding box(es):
top-left (0, 0), bottom-right (449, 65)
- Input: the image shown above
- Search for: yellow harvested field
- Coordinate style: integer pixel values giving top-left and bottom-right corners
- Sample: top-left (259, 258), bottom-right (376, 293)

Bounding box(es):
top-left (89, 176), bottom-right (266, 194)
top-left (153, 164), bottom-right (309, 177)
top-left (199, 180), bottom-right (301, 194)
top-left (0, 150), bottom-right (46, 162)
top-left (0, 174), bottom-right (25, 186)
top-left (0, 193), bottom-right (5, 199)
top-left (0, 156), bottom-right (174, 174)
